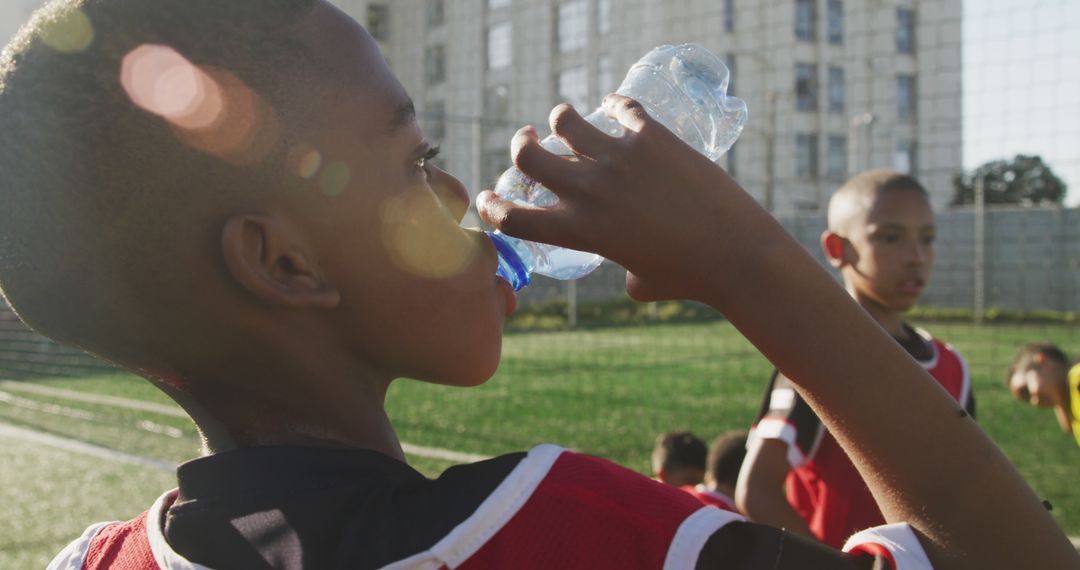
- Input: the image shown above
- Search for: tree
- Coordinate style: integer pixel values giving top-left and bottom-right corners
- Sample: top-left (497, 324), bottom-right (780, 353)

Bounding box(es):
top-left (951, 154), bottom-right (1066, 206)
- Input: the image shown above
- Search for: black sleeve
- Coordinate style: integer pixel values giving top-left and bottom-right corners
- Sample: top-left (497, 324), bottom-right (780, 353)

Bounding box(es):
top-left (695, 522), bottom-right (892, 570)
top-left (750, 370), bottom-right (825, 464)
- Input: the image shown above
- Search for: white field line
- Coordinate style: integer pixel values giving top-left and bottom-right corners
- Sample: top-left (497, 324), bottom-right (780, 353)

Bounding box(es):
top-left (0, 380), bottom-right (491, 464)
top-left (0, 422), bottom-right (175, 472)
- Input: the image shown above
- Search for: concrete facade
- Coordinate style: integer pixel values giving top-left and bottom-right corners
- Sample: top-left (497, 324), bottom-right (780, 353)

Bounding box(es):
top-left (334, 0), bottom-right (963, 216)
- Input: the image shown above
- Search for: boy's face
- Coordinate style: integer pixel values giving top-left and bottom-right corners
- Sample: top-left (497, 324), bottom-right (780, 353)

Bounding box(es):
top-left (1009, 355), bottom-right (1067, 408)
top-left (282, 3), bottom-right (515, 386)
top-left (838, 189), bottom-right (935, 314)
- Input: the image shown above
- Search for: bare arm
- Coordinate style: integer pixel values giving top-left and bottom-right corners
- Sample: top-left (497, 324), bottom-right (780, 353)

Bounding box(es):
top-left (478, 98), bottom-right (1079, 569)
top-left (735, 438), bottom-right (816, 541)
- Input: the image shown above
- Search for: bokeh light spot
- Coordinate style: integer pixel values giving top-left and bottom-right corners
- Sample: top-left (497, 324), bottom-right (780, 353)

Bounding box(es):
top-left (121, 45), bottom-right (281, 165)
top-left (320, 162), bottom-right (351, 197)
top-left (380, 186), bottom-right (480, 279)
top-left (287, 144), bottom-right (322, 179)
top-left (39, 9), bottom-right (94, 53)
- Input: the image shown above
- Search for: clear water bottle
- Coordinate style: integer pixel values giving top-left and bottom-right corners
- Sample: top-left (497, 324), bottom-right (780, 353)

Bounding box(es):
top-left (487, 43), bottom-right (748, 291)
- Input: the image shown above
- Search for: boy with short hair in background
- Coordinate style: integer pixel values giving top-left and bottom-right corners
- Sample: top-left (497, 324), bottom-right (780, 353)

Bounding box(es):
top-left (1006, 342), bottom-right (1080, 447)
top-left (736, 171), bottom-right (976, 548)
top-left (681, 430), bottom-right (747, 513)
top-left (651, 430), bottom-right (707, 487)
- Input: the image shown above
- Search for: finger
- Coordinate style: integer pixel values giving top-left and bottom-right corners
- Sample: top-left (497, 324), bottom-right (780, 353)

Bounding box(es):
top-left (548, 103), bottom-right (613, 160)
top-left (510, 126), bottom-right (588, 196)
top-left (601, 94), bottom-right (651, 133)
top-left (477, 190), bottom-right (578, 249)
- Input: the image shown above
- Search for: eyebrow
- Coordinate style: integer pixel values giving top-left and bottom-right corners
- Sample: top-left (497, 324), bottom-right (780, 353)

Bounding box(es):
top-left (389, 100), bottom-right (416, 133)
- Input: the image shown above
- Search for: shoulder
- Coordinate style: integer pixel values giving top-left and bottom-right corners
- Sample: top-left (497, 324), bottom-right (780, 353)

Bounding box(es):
top-left (384, 444), bottom-right (745, 570)
top-left (913, 327), bottom-right (972, 404)
top-left (48, 493), bottom-right (169, 570)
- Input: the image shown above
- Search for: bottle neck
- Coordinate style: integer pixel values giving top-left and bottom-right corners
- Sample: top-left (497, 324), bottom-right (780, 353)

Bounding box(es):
top-left (487, 231), bottom-right (532, 291)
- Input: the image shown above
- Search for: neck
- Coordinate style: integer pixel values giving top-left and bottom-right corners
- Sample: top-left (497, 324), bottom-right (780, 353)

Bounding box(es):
top-left (156, 349), bottom-right (405, 462)
top-left (849, 288), bottom-right (907, 338)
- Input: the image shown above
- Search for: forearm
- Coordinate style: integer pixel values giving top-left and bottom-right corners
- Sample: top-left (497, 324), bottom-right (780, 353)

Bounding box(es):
top-left (697, 191), bottom-right (1076, 568)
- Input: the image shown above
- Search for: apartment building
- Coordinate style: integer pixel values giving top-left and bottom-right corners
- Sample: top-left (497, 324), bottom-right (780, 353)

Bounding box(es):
top-left (341, 0), bottom-right (962, 215)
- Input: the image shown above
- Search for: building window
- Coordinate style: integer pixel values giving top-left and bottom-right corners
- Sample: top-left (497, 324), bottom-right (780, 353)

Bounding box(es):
top-left (897, 8), bottom-right (915, 54)
top-left (724, 0), bottom-right (735, 32)
top-left (598, 55), bottom-right (616, 96)
top-left (796, 133), bottom-right (819, 178)
top-left (424, 44), bottom-right (446, 85)
top-left (725, 54), bottom-right (736, 95)
top-left (488, 0), bottom-right (510, 9)
top-left (485, 84), bottom-right (511, 121)
top-left (487, 22), bottom-right (512, 70)
top-left (828, 66), bottom-right (844, 113)
top-left (426, 0), bottom-right (446, 28)
top-left (557, 66), bottom-right (589, 112)
top-left (796, 63), bottom-right (817, 111)
top-left (827, 0), bottom-right (843, 44)
top-left (897, 74), bottom-right (916, 119)
top-left (795, 0), bottom-right (816, 42)
top-left (558, 0), bottom-right (588, 53)
top-left (827, 135), bottom-right (847, 177)
top-left (894, 139), bottom-right (916, 173)
top-left (367, 4), bottom-right (390, 41)
top-left (597, 0), bottom-right (612, 34)
top-left (423, 100), bottom-right (446, 141)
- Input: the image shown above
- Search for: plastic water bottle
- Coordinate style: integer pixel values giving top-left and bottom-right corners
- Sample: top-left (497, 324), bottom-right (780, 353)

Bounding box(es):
top-left (487, 43), bottom-right (747, 291)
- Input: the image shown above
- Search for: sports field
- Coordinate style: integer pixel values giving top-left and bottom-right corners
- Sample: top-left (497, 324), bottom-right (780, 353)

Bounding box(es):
top-left (2, 319), bottom-right (1078, 567)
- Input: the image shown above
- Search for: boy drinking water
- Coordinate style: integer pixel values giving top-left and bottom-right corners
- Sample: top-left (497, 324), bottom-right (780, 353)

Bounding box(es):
top-left (736, 171), bottom-right (976, 547)
top-left (0, 1), bottom-right (1074, 568)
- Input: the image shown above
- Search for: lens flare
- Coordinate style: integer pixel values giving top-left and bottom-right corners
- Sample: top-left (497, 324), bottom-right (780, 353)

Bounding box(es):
top-left (121, 45), bottom-right (281, 165)
top-left (379, 186), bottom-right (481, 279)
top-left (319, 161), bottom-right (351, 197)
top-left (39, 8), bottom-right (94, 53)
top-left (287, 143), bottom-right (322, 179)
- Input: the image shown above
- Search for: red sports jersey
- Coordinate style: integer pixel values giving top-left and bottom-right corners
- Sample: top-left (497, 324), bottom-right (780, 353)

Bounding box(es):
top-left (50, 445), bottom-right (930, 569)
top-left (680, 484), bottom-right (738, 513)
top-left (747, 326), bottom-right (974, 548)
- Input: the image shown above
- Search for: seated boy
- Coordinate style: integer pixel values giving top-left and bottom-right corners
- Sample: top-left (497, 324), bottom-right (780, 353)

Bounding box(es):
top-left (680, 431), bottom-right (747, 513)
top-left (735, 171), bottom-right (977, 547)
top-left (0, 1), bottom-right (1073, 568)
top-left (652, 430), bottom-right (708, 487)
top-left (1006, 342), bottom-right (1080, 447)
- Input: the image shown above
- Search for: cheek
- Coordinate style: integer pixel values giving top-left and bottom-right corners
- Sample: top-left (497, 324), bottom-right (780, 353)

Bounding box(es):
top-left (378, 186), bottom-right (483, 279)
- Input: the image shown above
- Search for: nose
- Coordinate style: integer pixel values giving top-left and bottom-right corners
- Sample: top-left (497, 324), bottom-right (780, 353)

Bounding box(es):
top-left (906, 239), bottom-right (930, 267)
top-left (428, 165), bottom-right (471, 222)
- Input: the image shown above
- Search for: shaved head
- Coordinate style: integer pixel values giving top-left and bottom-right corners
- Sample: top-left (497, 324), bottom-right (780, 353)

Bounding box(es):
top-left (0, 0), bottom-right (324, 369)
top-left (827, 170), bottom-right (928, 235)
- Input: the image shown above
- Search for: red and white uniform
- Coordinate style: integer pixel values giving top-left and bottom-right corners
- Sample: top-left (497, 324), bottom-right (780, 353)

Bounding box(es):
top-left (51, 445), bottom-right (932, 569)
top-left (680, 484), bottom-right (738, 513)
top-left (747, 327), bottom-right (974, 548)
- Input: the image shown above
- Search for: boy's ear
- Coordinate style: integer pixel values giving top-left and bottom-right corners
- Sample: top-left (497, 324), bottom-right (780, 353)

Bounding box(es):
top-left (821, 231), bottom-right (850, 269)
top-left (221, 214), bottom-right (341, 310)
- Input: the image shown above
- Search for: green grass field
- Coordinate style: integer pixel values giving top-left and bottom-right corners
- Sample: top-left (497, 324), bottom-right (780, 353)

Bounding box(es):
top-left (2, 319), bottom-right (1078, 566)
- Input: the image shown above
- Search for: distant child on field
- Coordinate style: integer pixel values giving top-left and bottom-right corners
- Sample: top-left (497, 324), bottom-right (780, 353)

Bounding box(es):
top-left (1006, 342), bottom-right (1080, 447)
top-left (2, 1), bottom-right (1074, 568)
top-left (651, 430), bottom-right (707, 486)
top-left (736, 171), bottom-right (977, 548)
top-left (680, 430), bottom-right (747, 513)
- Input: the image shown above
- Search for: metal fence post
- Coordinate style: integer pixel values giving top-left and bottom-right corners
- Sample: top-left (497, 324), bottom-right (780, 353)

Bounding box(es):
top-left (973, 175), bottom-right (986, 324)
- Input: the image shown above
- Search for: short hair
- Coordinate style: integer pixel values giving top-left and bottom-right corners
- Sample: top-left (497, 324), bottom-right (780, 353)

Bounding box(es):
top-left (0, 0), bottom-right (319, 359)
top-left (827, 169), bottom-right (929, 234)
top-left (1006, 342), bottom-right (1070, 385)
top-left (705, 430), bottom-right (748, 487)
top-left (652, 431), bottom-right (707, 475)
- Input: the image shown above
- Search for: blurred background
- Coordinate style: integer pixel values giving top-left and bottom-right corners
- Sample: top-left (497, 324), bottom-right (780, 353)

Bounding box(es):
top-left (1, 0), bottom-right (1078, 566)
